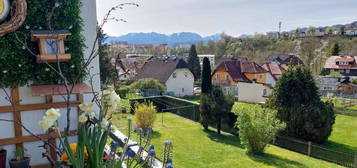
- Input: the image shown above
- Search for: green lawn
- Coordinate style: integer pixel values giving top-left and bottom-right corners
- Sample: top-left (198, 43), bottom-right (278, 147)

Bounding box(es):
top-left (112, 113), bottom-right (342, 168)
top-left (324, 115), bottom-right (357, 153)
top-left (234, 101), bottom-right (357, 154)
top-left (183, 96), bottom-right (200, 103)
top-left (322, 98), bottom-right (357, 116)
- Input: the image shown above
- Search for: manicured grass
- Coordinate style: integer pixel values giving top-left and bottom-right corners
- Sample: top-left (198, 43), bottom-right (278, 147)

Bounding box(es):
top-left (112, 113), bottom-right (342, 168)
top-left (183, 96), bottom-right (200, 103)
top-left (324, 115), bottom-right (357, 153)
top-left (323, 98), bottom-right (357, 116)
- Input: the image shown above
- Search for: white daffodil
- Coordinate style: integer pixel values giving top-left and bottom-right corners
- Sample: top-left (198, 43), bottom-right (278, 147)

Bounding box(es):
top-left (79, 103), bottom-right (94, 114)
top-left (45, 108), bottom-right (61, 121)
top-left (100, 119), bottom-right (108, 128)
top-left (78, 114), bottom-right (88, 124)
top-left (39, 116), bottom-right (54, 131)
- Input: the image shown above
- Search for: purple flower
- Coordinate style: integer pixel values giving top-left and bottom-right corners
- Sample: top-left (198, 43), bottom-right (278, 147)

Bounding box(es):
top-left (164, 140), bottom-right (172, 145)
top-left (167, 158), bottom-right (173, 164)
top-left (147, 126), bottom-right (152, 132)
top-left (149, 145), bottom-right (155, 150)
top-left (127, 149), bottom-right (135, 158)
top-left (111, 141), bottom-right (120, 148)
top-left (167, 163), bottom-right (173, 168)
top-left (148, 149), bottom-right (156, 156)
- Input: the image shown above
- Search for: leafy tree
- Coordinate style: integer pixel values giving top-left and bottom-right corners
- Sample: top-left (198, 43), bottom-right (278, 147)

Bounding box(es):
top-left (199, 93), bottom-right (214, 130)
top-left (187, 45), bottom-right (201, 80)
top-left (268, 65), bottom-right (335, 143)
top-left (328, 43), bottom-right (341, 56)
top-left (211, 86), bottom-right (235, 134)
top-left (234, 104), bottom-right (285, 154)
top-left (130, 78), bottom-right (165, 93)
top-left (99, 30), bottom-right (117, 86)
top-left (201, 57), bottom-right (212, 94)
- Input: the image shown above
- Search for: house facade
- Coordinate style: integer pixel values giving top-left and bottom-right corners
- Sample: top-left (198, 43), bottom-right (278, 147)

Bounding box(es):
top-left (324, 56), bottom-right (357, 78)
top-left (261, 61), bottom-right (288, 81)
top-left (135, 57), bottom-right (194, 97)
top-left (0, 0), bottom-right (99, 167)
top-left (198, 54), bottom-right (215, 68)
top-left (211, 59), bottom-right (275, 103)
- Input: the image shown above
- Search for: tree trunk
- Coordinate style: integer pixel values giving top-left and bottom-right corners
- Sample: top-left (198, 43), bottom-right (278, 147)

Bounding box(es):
top-left (217, 118), bottom-right (221, 134)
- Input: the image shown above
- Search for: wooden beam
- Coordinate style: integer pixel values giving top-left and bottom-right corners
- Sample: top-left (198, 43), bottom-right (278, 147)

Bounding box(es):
top-left (0, 101), bottom-right (81, 113)
top-left (0, 130), bottom-right (77, 146)
top-left (11, 86), bottom-right (23, 149)
top-left (31, 164), bottom-right (51, 168)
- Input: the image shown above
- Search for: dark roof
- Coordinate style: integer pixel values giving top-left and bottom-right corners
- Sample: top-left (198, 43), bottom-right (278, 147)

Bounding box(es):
top-left (32, 30), bottom-right (71, 35)
top-left (267, 54), bottom-right (304, 65)
top-left (213, 59), bottom-right (267, 83)
top-left (134, 57), bottom-right (191, 83)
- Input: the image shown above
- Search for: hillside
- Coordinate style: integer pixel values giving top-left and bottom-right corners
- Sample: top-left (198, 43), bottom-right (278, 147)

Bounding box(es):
top-left (105, 32), bottom-right (221, 45)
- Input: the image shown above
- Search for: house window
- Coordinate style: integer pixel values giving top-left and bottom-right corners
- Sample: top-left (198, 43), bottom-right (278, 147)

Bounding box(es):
top-left (346, 69), bottom-right (350, 73)
top-left (173, 72), bottom-right (177, 78)
top-left (339, 69), bottom-right (345, 73)
top-left (226, 74), bottom-right (230, 81)
top-left (216, 74), bottom-right (221, 80)
top-left (182, 88), bottom-right (184, 93)
top-left (262, 89), bottom-right (267, 97)
top-left (259, 74), bottom-right (264, 80)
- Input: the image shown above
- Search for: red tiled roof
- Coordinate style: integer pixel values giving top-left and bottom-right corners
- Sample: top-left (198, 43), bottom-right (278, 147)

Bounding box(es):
top-left (324, 56), bottom-right (357, 69)
top-left (213, 59), bottom-right (267, 83)
top-left (261, 62), bottom-right (287, 80)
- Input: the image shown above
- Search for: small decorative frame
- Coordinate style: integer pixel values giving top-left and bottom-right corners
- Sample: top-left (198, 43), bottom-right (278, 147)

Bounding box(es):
top-left (31, 30), bottom-right (71, 63)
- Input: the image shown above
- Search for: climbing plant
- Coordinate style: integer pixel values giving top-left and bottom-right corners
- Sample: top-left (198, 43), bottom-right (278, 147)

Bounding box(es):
top-left (0, 0), bottom-right (85, 87)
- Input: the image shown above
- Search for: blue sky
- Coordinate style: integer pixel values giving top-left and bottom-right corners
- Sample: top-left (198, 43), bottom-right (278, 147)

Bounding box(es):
top-left (96, 0), bottom-right (357, 37)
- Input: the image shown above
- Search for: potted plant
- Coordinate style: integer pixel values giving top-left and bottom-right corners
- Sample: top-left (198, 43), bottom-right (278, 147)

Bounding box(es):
top-left (9, 147), bottom-right (30, 168)
top-left (0, 146), bottom-right (6, 168)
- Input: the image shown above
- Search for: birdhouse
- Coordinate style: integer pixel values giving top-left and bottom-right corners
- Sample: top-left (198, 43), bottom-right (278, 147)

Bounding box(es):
top-left (31, 30), bottom-right (71, 63)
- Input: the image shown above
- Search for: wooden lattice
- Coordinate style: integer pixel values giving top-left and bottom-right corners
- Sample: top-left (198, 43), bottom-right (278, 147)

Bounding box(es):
top-left (0, 0), bottom-right (27, 37)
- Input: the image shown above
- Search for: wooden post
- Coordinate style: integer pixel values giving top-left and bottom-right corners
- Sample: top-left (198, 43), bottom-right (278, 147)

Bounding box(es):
top-left (12, 85), bottom-right (23, 149)
top-left (46, 95), bottom-right (57, 162)
top-left (308, 141), bottom-right (311, 156)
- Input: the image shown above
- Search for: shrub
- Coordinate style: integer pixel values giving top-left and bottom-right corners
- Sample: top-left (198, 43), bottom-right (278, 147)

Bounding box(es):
top-left (234, 104), bottom-right (285, 155)
top-left (199, 93), bottom-right (214, 130)
top-left (134, 102), bottom-right (157, 129)
top-left (211, 86), bottom-right (235, 134)
top-left (116, 86), bottom-right (131, 98)
top-left (130, 79), bottom-right (165, 96)
top-left (268, 65), bottom-right (335, 143)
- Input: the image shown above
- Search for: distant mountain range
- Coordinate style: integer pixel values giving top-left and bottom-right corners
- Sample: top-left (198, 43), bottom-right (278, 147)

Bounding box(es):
top-left (105, 32), bottom-right (222, 45)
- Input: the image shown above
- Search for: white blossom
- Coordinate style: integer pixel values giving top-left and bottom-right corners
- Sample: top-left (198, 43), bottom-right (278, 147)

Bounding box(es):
top-left (2, 70), bottom-right (7, 74)
top-left (78, 114), bottom-right (88, 124)
top-left (46, 108), bottom-right (61, 121)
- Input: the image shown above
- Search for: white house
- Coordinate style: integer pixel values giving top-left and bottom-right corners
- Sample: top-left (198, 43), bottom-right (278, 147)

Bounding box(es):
top-left (134, 57), bottom-right (194, 97)
top-left (198, 54), bottom-right (215, 68)
top-left (0, 0), bottom-right (99, 167)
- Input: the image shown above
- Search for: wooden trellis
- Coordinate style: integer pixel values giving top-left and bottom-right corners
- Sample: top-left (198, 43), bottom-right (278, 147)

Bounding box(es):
top-left (0, 85), bottom-right (89, 168)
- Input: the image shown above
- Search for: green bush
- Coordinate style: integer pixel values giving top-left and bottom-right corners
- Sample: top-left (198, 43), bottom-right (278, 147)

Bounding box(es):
top-left (134, 102), bottom-right (157, 129)
top-left (234, 105), bottom-right (285, 154)
top-left (199, 93), bottom-right (214, 130)
top-left (130, 78), bottom-right (165, 93)
top-left (116, 86), bottom-right (131, 98)
top-left (268, 65), bottom-right (335, 143)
